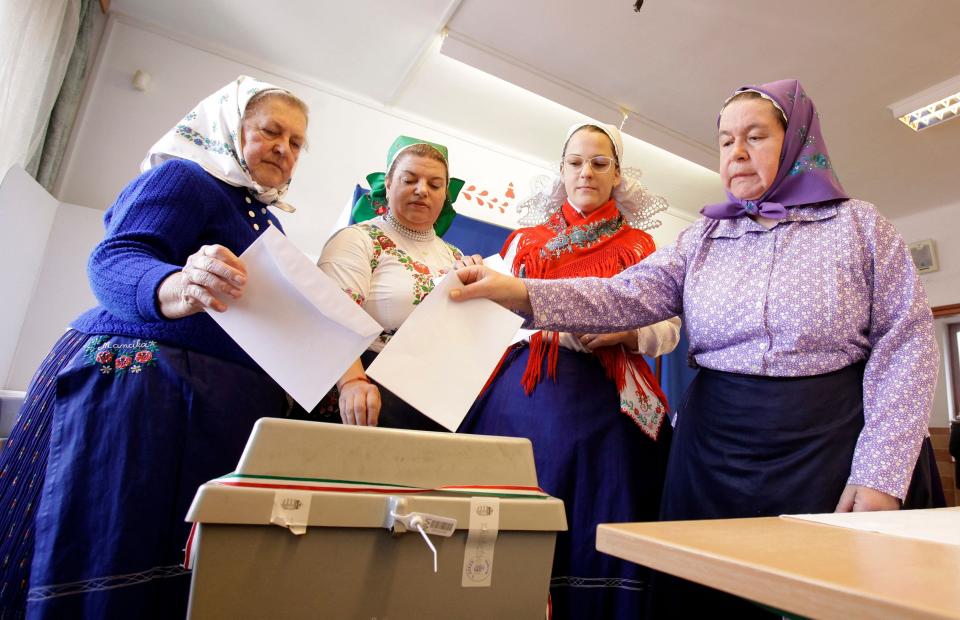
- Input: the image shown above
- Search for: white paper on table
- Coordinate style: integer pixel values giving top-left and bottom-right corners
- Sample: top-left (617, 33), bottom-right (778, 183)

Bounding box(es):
top-left (365, 271), bottom-right (524, 431)
top-left (781, 506), bottom-right (960, 546)
top-left (206, 226), bottom-right (382, 410)
top-left (482, 253), bottom-right (536, 345)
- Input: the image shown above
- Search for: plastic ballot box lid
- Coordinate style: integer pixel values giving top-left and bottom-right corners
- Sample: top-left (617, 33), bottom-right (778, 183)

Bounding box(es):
top-left (234, 417), bottom-right (542, 487)
top-left (185, 419), bottom-right (567, 620)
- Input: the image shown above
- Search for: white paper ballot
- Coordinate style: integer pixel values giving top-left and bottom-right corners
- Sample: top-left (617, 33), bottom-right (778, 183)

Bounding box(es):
top-left (483, 253), bottom-right (537, 345)
top-left (206, 227), bottom-right (382, 410)
top-left (782, 506), bottom-right (960, 546)
top-left (365, 271), bottom-right (524, 431)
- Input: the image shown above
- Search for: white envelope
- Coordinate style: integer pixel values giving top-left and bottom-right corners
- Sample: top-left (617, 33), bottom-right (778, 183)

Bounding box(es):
top-left (207, 226), bottom-right (382, 410)
top-left (365, 271), bottom-right (524, 431)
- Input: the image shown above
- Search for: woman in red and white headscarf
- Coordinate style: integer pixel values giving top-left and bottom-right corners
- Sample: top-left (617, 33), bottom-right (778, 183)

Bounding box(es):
top-left (459, 122), bottom-right (680, 620)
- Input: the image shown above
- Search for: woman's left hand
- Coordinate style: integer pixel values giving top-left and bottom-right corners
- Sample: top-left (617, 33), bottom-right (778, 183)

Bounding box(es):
top-left (578, 331), bottom-right (636, 351)
top-left (452, 254), bottom-right (484, 270)
top-left (835, 484), bottom-right (901, 512)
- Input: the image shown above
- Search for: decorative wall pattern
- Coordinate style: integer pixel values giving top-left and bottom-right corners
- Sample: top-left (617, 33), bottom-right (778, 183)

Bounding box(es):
top-left (460, 181), bottom-right (516, 215)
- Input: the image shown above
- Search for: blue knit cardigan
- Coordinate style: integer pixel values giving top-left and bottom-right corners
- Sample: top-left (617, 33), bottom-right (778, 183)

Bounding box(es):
top-left (71, 159), bottom-right (284, 369)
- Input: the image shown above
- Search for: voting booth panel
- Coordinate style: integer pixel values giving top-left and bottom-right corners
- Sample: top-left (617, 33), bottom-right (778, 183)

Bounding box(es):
top-left (185, 419), bottom-right (567, 619)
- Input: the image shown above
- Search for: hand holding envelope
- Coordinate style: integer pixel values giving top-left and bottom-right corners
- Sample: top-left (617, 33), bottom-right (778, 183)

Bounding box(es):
top-left (205, 227), bottom-right (382, 411)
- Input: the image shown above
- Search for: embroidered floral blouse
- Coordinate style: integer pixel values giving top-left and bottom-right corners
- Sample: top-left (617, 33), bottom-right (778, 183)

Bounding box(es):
top-left (524, 200), bottom-right (939, 500)
top-left (319, 216), bottom-right (464, 352)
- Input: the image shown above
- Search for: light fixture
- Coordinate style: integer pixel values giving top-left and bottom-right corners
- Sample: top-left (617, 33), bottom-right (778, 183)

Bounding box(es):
top-left (888, 74), bottom-right (960, 132)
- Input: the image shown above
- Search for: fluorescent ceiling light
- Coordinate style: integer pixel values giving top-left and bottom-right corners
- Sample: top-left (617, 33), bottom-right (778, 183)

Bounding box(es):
top-left (889, 75), bottom-right (960, 132)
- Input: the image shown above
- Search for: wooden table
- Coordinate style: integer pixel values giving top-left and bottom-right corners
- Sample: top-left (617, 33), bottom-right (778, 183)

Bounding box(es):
top-left (597, 516), bottom-right (960, 619)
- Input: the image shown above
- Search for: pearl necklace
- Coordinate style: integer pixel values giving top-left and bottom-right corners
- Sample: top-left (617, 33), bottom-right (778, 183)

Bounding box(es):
top-left (386, 212), bottom-right (434, 242)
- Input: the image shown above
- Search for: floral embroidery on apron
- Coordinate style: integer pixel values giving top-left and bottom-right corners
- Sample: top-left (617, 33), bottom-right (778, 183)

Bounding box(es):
top-left (84, 337), bottom-right (161, 377)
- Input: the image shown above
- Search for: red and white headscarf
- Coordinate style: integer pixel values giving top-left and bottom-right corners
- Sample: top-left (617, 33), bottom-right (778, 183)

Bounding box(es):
top-left (516, 121), bottom-right (668, 232)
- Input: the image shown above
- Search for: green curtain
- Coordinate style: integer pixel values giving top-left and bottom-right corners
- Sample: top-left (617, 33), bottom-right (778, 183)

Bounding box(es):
top-left (26, 0), bottom-right (106, 191)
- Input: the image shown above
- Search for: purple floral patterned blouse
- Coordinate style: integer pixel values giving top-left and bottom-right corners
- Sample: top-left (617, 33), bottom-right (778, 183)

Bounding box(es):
top-left (525, 199), bottom-right (938, 499)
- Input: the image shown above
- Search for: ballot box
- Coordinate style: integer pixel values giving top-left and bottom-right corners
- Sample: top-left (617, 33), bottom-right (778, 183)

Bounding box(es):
top-left (185, 418), bottom-right (567, 619)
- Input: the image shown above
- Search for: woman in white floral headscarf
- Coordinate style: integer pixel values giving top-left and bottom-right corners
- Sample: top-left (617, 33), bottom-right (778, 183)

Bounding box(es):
top-left (0, 76), bottom-right (308, 619)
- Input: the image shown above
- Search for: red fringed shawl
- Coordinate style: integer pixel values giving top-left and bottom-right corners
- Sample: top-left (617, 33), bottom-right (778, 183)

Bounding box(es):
top-left (502, 199), bottom-right (669, 439)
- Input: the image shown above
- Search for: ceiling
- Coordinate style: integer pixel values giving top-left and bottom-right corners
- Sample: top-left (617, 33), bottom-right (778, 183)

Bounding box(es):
top-left (112, 0), bottom-right (960, 218)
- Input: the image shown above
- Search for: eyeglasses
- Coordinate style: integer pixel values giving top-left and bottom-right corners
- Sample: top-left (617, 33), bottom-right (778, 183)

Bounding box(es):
top-left (562, 155), bottom-right (616, 173)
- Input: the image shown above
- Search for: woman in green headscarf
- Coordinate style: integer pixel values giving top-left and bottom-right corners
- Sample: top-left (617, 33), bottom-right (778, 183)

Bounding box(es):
top-left (314, 136), bottom-right (480, 430)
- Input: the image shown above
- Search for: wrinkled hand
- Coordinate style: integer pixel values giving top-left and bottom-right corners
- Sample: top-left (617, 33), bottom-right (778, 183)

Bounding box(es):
top-left (578, 331), bottom-right (635, 351)
top-left (835, 484), bottom-right (900, 512)
top-left (450, 265), bottom-right (531, 313)
top-left (338, 378), bottom-right (381, 426)
top-left (157, 245), bottom-right (247, 319)
top-left (452, 254), bottom-right (484, 269)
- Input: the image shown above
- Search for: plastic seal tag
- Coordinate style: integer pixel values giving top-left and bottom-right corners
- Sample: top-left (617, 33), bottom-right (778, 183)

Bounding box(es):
top-left (461, 497), bottom-right (500, 587)
top-left (270, 490), bottom-right (312, 535)
top-left (387, 502), bottom-right (458, 573)
top-left (415, 513), bottom-right (457, 537)
top-left (386, 500), bottom-right (457, 537)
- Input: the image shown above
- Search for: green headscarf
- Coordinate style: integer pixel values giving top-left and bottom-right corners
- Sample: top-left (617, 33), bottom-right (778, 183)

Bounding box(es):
top-left (351, 135), bottom-right (464, 236)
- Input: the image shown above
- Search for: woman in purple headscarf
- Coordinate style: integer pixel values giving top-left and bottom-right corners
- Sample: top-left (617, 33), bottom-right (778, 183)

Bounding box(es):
top-left (451, 79), bottom-right (944, 617)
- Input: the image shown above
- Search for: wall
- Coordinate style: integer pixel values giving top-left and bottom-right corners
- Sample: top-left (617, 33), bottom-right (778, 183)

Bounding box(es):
top-left (890, 201), bottom-right (960, 427)
top-left (55, 16), bottom-right (717, 257)
top-left (0, 167), bottom-right (60, 388)
top-left (6, 203), bottom-right (101, 390)
top-left (890, 200), bottom-right (960, 309)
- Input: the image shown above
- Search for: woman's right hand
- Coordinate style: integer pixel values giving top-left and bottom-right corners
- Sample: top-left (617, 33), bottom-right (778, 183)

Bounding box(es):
top-left (157, 245), bottom-right (247, 319)
top-left (338, 377), bottom-right (381, 426)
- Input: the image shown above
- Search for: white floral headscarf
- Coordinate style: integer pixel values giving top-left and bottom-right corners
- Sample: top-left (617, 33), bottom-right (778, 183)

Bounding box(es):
top-left (141, 75), bottom-right (299, 212)
top-left (517, 121), bottom-right (668, 230)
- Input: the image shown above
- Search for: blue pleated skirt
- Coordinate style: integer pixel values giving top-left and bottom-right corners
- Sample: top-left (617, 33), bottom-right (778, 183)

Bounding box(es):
top-left (459, 345), bottom-right (672, 620)
top-left (0, 331), bottom-right (286, 619)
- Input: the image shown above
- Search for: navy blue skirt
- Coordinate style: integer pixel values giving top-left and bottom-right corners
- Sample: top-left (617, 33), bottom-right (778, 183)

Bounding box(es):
top-left (652, 363), bottom-right (944, 618)
top-left (663, 363), bottom-right (866, 520)
top-left (0, 331), bottom-right (286, 620)
top-left (460, 345), bottom-right (671, 620)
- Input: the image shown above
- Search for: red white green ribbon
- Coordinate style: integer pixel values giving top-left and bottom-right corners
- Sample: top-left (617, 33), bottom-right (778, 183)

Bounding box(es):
top-left (183, 473), bottom-right (548, 568)
top-left (211, 472), bottom-right (549, 499)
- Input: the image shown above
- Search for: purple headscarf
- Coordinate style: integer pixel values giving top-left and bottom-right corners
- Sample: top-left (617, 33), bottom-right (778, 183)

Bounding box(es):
top-left (702, 79), bottom-right (849, 220)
